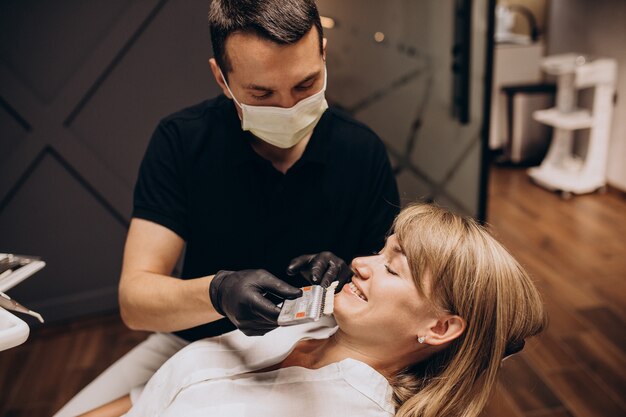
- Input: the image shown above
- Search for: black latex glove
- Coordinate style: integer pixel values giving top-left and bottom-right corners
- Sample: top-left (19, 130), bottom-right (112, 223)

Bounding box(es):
top-left (209, 269), bottom-right (302, 336)
top-left (286, 251), bottom-right (353, 291)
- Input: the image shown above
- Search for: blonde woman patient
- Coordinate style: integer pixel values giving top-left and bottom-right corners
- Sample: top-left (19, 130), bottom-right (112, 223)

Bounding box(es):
top-left (81, 203), bottom-right (547, 417)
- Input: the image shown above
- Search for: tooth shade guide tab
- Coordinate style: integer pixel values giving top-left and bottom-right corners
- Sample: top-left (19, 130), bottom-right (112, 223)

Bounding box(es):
top-left (322, 281), bottom-right (338, 315)
top-left (277, 281), bottom-right (339, 326)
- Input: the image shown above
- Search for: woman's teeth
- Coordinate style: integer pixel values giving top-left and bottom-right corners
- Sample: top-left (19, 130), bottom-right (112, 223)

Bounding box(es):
top-left (349, 282), bottom-right (367, 301)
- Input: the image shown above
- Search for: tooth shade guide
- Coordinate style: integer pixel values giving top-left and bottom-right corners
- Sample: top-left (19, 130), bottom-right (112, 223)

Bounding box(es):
top-left (277, 281), bottom-right (338, 326)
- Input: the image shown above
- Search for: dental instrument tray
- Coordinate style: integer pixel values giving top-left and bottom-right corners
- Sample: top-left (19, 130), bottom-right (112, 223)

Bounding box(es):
top-left (278, 281), bottom-right (338, 326)
top-left (0, 253), bottom-right (46, 293)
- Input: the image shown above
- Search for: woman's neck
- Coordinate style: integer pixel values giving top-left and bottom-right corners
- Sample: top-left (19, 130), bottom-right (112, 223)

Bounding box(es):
top-left (277, 331), bottom-right (432, 380)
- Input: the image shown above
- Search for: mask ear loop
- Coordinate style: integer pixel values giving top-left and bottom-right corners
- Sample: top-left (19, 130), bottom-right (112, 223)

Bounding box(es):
top-left (218, 67), bottom-right (243, 109)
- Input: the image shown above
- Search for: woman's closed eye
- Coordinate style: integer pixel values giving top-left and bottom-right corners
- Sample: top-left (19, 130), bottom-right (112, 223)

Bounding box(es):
top-left (385, 264), bottom-right (400, 276)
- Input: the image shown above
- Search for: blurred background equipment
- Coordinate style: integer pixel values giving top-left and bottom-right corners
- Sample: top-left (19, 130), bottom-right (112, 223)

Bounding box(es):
top-left (490, 1), bottom-right (548, 164)
top-left (499, 83), bottom-right (555, 165)
top-left (528, 54), bottom-right (618, 198)
top-left (495, 3), bottom-right (539, 45)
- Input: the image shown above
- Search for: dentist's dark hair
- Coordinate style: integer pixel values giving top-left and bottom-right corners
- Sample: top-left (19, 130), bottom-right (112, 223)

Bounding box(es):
top-left (208, 0), bottom-right (323, 76)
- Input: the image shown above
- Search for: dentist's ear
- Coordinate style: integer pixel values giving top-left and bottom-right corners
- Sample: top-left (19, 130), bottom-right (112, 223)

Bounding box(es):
top-left (209, 58), bottom-right (233, 99)
top-left (422, 314), bottom-right (466, 346)
top-left (322, 38), bottom-right (327, 61)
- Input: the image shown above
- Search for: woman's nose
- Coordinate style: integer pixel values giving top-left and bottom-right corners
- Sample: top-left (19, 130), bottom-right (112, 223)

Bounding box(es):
top-left (351, 256), bottom-right (373, 280)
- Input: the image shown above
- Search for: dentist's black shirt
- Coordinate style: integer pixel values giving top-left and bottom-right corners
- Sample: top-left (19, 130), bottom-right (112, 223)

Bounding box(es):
top-left (133, 95), bottom-right (399, 341)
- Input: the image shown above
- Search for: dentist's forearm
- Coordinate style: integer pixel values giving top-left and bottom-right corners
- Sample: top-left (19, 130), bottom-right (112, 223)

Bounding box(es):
top-left (78, 394), bottom-right (131, 417)
top-left (119, 272), bottom-right (223, 333)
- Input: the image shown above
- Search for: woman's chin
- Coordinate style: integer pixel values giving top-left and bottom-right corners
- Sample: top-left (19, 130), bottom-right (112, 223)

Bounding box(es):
top-left (331, 292), bottom-right (354, 323)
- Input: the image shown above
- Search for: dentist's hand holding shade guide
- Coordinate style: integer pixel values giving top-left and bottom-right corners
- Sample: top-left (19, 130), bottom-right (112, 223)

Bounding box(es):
top-left (278, 281), bottom-right (338, 326)
top-left (286, 251), bottom-right (353, 289)
top-left (281, 251), bottom-right (352, 326)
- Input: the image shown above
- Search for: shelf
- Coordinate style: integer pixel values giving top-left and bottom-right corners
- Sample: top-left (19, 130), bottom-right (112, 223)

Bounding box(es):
top-left (533, 108), bottom-right (593, 130)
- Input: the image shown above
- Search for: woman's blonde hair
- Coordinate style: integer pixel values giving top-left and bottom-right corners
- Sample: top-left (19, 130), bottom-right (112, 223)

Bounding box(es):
top-left (391, 203), bottom-right (547, 417)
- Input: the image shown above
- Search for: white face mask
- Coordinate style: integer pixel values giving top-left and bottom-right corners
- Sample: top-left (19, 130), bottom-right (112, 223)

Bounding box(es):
top-left (219, 67), bottom-right (329, 148)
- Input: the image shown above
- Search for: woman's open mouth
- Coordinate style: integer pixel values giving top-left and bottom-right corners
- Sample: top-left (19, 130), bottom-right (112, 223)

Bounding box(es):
top-left (347, 281), bottom-right (368, 302)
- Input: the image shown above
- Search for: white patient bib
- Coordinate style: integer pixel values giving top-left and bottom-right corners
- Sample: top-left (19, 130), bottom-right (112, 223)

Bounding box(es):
top-left (124, 318), bottom-right (394, 417)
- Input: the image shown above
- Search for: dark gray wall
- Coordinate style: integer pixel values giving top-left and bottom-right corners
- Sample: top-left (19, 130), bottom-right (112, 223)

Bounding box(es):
top-left (0, 0), bottom-right (221, 322)
top-left (318, 0), bottom-right (490, 215)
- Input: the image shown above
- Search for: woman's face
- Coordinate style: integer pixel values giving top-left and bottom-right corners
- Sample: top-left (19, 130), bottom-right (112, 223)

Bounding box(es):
top-left (333, 234), bottom-right (437, 347)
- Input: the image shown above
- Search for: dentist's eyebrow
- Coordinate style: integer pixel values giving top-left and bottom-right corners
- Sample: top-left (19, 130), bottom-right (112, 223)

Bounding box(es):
top-left (243, 70), bottom-right (321, 91)
top-left (244, 83), bottom-right (274, 92)
top-left (294, 70), bottom-right (321, 87)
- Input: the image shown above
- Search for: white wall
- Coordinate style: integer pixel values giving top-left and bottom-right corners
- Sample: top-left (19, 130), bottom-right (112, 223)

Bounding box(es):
top-left (547, 0), bottom-right (626, 191)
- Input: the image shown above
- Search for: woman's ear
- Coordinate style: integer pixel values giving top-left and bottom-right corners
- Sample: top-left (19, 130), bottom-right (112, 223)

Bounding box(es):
top-left (209, 58), bottom-right (232, 99)
top-left (423, 314), bottom-right (466, 346)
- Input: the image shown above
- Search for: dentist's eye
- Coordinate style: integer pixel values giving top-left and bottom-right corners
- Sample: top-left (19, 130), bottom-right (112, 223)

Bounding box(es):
top-left (295, 83), bottom-right (314, 91)
top-left (252, 92), bottom-right (273, 100)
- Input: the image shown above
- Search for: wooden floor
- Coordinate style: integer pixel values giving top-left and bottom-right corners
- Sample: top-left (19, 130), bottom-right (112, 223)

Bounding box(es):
top-left (481, 166), bottom-right (626, 417)
top-left (1, 166), bottom-right (625, 417)
top-left (0, 314), bottom-right (149, 416)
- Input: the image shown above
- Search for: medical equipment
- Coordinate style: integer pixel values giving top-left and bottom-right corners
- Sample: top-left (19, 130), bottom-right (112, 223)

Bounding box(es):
top-left (278, 281), bottom-right (338, 326)
top-left (0, 306), bottom-right (30, 351)
top-left (0, 291), bottom-right (44, 323)
top-left (0, 253), bottom-right (46, 293)
top-left (528, 54), bottom-right (617, 198)
top-left (495, 4), bottom-right (539, 45)
top-left (0, 253), bottom-right (46, 351)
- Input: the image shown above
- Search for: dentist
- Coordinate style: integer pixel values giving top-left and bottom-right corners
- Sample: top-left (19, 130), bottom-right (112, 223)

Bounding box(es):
top-left (54, 0), bottom-right (398, 415)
